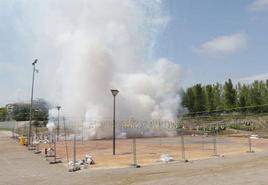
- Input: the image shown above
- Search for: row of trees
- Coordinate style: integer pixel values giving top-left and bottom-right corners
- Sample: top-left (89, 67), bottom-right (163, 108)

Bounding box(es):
top-left (0, 99), bottom-right (49, 125)
top-left (0, 108), bottom-right (7, 121)
top-left (12, 104), bottom-right (49, 123)
top-left (181, 79), bottom-right (268, 115)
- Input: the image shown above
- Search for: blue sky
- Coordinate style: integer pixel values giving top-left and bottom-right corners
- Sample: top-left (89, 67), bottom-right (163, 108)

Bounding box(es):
top-left (0, 0), bottom-right (268, 106)
top-left (155, 0), bottom-right (268, 87)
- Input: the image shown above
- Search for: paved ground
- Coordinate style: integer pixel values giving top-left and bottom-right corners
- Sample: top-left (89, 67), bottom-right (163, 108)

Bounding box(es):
top-left (1, 131), bottom-right (268, 185)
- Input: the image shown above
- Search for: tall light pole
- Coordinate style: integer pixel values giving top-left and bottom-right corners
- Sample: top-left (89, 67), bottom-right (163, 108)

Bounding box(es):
top-left (111, 89), bottom-right (119, 155)
top-left (28, 59), bottom-right (38, 149)
top-left (56, 106), bottom-right (61, 142)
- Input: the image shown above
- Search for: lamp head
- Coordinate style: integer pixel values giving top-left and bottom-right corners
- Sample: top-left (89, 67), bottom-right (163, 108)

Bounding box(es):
top-left (32, 59), bottom-right (38, 65)
top-left (56, 106), bottom-right (61, 110)
top-left (111, 89), bottom-right (119, 97)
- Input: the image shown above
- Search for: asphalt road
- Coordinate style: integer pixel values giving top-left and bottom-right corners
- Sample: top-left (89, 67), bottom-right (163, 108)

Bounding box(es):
top-left (1, 131), bottom-right (268, 185)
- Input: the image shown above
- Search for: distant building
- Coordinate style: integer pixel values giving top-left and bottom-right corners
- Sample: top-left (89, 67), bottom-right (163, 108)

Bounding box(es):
top-left (6, 104), bottom-right (14, 114)
top-left (6, 104), bottom-right (18, 118)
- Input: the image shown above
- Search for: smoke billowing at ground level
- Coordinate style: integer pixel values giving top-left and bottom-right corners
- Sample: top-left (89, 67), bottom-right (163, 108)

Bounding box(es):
top-left (17, 0), bottom-right (182, 137)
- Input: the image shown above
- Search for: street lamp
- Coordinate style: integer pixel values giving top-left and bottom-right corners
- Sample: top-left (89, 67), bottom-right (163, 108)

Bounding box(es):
top-left (111, 89), bottom-right (119, 155)
top-left (28, 59), bottom-right (38, 149)
top-left (56, 106), bottom-right (61, 142)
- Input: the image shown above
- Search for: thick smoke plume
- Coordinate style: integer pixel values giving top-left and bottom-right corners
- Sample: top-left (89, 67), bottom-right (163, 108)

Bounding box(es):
top-left (15, 0), bottom-right (182, 137)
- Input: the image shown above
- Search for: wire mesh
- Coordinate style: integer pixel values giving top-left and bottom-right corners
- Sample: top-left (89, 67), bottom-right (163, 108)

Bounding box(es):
top-left (8, 114), bottom-right (268, 169)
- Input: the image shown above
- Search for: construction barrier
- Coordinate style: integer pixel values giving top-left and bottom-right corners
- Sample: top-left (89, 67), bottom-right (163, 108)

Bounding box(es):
top-left (19, 136), bottom-right (27, 145)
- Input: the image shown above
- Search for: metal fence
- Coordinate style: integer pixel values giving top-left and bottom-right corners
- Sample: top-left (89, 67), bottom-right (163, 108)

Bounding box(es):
top-left (8, 116), bottom-right (268, 171)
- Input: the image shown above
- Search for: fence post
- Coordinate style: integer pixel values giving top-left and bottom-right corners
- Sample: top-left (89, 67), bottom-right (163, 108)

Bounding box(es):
top-left (63, 118), bottom-right (70, 170)
top-left (202, 126), bottom-right (205, 151)
top-left (81, 119), bottom-right (84, 145)
top-left (132, 137), bottom-right (137, 167)
top-left (12, 127), bottom-right (14, 138)
top-left (181, 131), bottom-right (186, 162)
top-left (34, 129), bottom-right (41, 154)
top-left (247, 135), bottom-right (254, 153)
top-left (213, 131), bottom-right (217, 156)
top-left (73, 134), bottom-right (76, 168)
top-left (131, 137), bottom-right (140, 168)
top-left (212, 125), bottom-right (220, 157)
top-left (54, 132), bottom-right (57, 162)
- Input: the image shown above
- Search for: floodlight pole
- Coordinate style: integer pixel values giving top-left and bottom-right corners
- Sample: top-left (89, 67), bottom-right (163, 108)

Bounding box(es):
top-left (28, 59), bottom-right (38, 149)
top-left (113, 95), bottom-right (116, 155)
top-left (56, 106), bottom-right (61, 142)
top-left (111, 89), bottom-right (119, 155)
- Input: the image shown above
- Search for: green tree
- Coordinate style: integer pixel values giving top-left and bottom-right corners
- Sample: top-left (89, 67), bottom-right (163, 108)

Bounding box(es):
top-left (213, 83), bottom-right (223, 111)
top-left (264, 80), bottom-right (268, 104)
top-left (33, 109), bottom-right (48, 126)
top-left (181, 78), bottom-right (268, 116)
top-left (0, 108), bottom-right (7, 121)
top-left (249, 80), bottom-right (264, 112)
top-left (237, 84), bottom-right (250, 113)
top-left (181, 89), bottom-right (188, 109)
top-left (205, 85), bottom-right (215, 111)
top-left (13, 107), bottom-right (29, 121)
top-left (181, 87), bottom-right (195, 113)
top-left (193, 84), bottom-right (206, 112)
top-left (223, 79), bottom-right (237, 109)
top-left (250, 81), bottom-right (263, 106)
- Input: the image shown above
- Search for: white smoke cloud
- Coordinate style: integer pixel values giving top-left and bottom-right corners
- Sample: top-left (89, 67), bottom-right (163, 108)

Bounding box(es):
top-left (117, 58), bottom-right (181, 120)
top-left (46, 122), bottom-right (55, 133)
top-left (13, 1), bottom-right (182, 136)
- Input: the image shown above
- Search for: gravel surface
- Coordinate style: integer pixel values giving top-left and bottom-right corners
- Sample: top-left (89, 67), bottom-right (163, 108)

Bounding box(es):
top-left (1, 131), bottom-right (268, 185)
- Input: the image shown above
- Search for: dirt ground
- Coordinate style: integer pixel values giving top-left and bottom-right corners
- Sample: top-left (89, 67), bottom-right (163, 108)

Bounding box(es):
top-left (2, 130), bottom-right (268, 185)
top-left (39, 135), bottom-right (268, 168)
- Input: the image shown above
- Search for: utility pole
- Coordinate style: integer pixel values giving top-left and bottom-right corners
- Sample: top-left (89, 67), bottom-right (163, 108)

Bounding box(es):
top-left (28, 59), bottom-right (38, 149)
